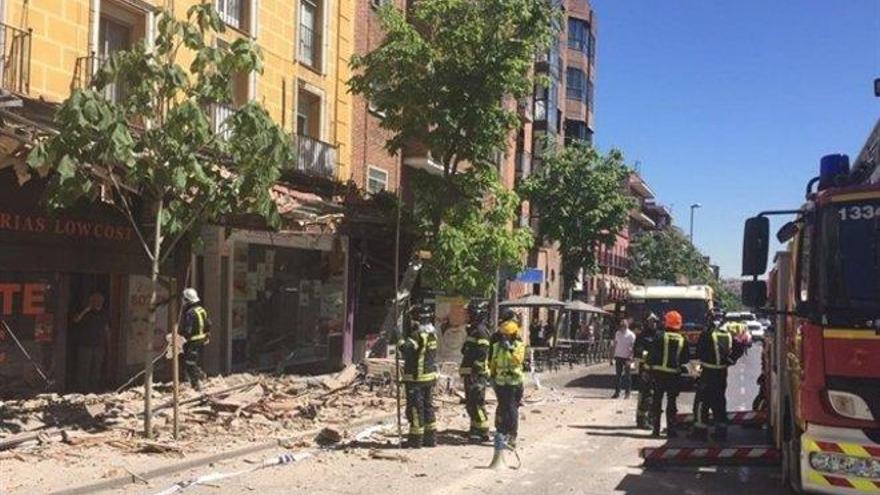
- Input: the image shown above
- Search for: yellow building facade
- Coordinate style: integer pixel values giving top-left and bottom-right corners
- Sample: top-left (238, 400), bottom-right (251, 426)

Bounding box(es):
top-left (3, 0), bottom-right (353, 181)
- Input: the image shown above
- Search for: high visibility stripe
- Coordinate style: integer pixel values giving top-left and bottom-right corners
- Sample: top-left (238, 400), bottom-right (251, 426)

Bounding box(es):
top-left (701, 362), bottom-right (726, 369)
top-left (824, 329), bottom-right (880, 340)
top-left (829, 192), bottom-right (880, 203)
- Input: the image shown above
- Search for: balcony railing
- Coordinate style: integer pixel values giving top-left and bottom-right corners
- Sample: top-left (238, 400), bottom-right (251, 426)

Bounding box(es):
top-left (0, 23), bottom-right (31, 94)
top-left (212, 103), bottom-right (236, 140)
top-left (73, 53), bottom-right (127, 103)
top-left (294, 134), bottom-right (337, 179)
top-left (298, 25), bottom-right (322, 69)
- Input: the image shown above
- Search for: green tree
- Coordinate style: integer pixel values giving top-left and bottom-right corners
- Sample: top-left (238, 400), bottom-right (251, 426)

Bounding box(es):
top-left (27, 4), bottom-right (292, 437)
top-left (519, 143), bottom-right (635, 295)
top-left (349, 0), bottom-right (557, 296)
top-left (628, 229), bottom-right (741, 310)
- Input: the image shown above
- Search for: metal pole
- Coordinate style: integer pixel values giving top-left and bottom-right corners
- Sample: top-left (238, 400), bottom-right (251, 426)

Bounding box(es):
top-left (393, 188), bottom-right (403, 448)
top-left (689, 206), bottom-right (694, 241)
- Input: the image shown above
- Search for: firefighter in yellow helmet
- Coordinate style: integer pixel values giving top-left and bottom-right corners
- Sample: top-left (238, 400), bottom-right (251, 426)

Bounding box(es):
top-left (490, 309), bottom-right (527, 448)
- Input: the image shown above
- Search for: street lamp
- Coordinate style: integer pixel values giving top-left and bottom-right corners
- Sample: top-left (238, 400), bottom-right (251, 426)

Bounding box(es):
top-left (689, 203), bottom-right (702, 242)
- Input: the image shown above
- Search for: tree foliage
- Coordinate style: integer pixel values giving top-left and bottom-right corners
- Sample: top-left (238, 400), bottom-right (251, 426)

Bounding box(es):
top-left (519, 143), bottom-right (635, 290)
top-left (413, 166), bottom-right (532, 296)
top-left (628, 228), bottom-right (740, 310)
top-left (349, 0), bottom-right (558, 297)
top-left (26, 3), bottom-right (293, 436)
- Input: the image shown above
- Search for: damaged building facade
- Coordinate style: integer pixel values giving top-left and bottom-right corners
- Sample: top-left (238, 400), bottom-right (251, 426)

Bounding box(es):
top-left (0, 0), bottom-right (357, 396)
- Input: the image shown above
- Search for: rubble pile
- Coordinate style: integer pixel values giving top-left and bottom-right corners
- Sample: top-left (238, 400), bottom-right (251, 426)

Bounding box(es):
top-left (0, 362), bottom-right (434, 458)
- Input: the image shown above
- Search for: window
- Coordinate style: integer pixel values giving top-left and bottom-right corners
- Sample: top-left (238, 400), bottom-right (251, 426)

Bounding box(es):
top-left (796, 223), bottom-right (812, 304)
top-left (98, 16), bottom-right (131, 103)
top-left (566, 68), bottom-right (585, 101)
top-left (212, 39), bottom-right (249, 139)
top-left (297, 86), bottom-right (322, 139)
top-left (567, 18), bottom-right (589, 53)
top-left (299, 0), bottom-right (323, 69)
top-left (589, 32), bottom-right (596, 62)
top-left (564, 119), bottom-right (592, 145)
top-left (216, 0), bottom-right (245, 30)
top-left (367, 166), bottom-right (388, 193)
top-left (587, 80), bottom-right (594, 107)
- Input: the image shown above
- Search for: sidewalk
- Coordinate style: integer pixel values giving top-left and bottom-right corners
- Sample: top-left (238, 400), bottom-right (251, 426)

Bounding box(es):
top-left (1, 361), bottom-right (609, 495)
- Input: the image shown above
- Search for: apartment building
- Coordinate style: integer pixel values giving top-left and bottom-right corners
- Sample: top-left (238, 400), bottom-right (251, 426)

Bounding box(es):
top-left (0, 0), bottom-right (356, 394)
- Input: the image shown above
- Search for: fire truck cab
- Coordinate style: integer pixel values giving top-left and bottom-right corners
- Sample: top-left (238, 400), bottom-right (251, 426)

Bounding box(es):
top-left (742, 153), bottom-right (880, 493)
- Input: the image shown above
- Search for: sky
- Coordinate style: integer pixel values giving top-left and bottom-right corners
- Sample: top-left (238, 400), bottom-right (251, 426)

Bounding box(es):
top-left (590, 0), bottom-right (880, 278)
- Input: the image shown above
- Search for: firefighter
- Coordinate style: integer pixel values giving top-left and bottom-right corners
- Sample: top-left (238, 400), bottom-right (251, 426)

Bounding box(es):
top-left (634, 313), bottom-right (660, 429)
top-left (399, 303), bottom-right (439, 448)
top-left (181, 288), bottom-right (211, 391)
top-left (459, 299), bottom-right (492, 442)
top-left (645, 310), bottom-right (688, 438)
top-left (691, 316), bottom-right (745, 441)
top-left (490, 310), bottom-right (526, 448)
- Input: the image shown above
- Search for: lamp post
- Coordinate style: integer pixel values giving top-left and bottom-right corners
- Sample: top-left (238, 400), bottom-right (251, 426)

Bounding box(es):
top-left (689, 203), bottom-right (702, 242)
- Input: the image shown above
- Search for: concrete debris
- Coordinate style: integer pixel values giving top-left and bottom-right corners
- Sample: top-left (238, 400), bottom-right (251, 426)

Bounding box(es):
top-left (0, 363), bottom-right (458, 461)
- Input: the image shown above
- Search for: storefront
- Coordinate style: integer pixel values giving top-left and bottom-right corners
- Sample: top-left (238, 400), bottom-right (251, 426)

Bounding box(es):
top-left (0, 168), bottom-right (182, 397)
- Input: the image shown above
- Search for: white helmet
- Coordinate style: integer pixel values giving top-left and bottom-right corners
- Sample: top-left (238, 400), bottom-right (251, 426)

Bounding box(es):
top-left (182, 288), bottom-right (200, 303)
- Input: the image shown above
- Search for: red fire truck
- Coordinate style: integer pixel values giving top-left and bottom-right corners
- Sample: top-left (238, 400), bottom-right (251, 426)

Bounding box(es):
top-left (742, 150), bottom-right (880, 493)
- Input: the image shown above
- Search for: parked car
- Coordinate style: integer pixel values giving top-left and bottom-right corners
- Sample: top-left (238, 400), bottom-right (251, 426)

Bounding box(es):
top-left (746, 321), bottom-right (765, 342)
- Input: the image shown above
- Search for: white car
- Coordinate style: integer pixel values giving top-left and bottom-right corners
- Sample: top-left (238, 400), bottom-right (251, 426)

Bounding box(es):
top-left (746, 321), bottom-right (765, 341)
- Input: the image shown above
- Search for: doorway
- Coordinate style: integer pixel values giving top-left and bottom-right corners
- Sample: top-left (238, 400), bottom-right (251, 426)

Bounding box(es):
top-left (66, 273), bottom-right (111, 391)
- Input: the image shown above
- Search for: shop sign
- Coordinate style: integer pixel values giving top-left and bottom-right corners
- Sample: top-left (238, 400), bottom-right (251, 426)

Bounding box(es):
top-left (0, 211), bottom-right (134, 243)
top-left (0, 279), bottom-right (54, 342)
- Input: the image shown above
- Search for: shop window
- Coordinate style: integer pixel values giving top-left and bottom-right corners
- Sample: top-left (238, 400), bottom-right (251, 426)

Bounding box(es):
top-left (230, 241), bottom-right (346, 371)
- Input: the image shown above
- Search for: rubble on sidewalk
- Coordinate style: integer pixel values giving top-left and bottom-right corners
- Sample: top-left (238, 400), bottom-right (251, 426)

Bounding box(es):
top-left (0, 362), bottom-right (446, 460)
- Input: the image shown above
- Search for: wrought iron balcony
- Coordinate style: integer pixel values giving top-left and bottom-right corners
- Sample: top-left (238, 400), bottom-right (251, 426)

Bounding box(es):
top-left (294, 133), bottom-right (337, 179)
top-left (0, 23), bottom-right (31, 94)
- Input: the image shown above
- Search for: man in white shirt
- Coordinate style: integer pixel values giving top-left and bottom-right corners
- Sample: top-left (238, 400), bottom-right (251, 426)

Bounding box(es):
top-left (611, 318), bottom-right (636, 399)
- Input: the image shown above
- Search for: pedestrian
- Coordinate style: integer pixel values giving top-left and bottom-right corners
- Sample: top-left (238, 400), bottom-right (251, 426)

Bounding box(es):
top-left (634, 313), bottom-right (660, 428)
top-left (399, 303), bottom-right (439, 448)
top-left (490, 309), bottom-right (526, 448)
top-left (610, 318), bottom-right (636, 399)
top-left (180, 288), bottom-right (211, 391)
top-left (691, 315), bottom-right (745, 442)
top-left (644, 310), bottom-right (688, 438)
top-left (459, 300), bottom-right (491, 443)
top-left (73, 292), bottom-right (110, 392)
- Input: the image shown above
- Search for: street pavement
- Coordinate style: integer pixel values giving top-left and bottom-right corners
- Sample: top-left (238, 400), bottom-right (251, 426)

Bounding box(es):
top-left (103, 344), bottom-right (784, 495)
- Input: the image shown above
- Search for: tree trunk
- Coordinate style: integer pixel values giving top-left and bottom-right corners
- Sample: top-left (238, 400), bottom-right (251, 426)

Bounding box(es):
top-left (143, 199), bottom-right (163, 438)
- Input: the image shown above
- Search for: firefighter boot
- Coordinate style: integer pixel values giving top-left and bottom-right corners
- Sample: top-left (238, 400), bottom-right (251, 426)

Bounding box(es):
top-left (405, 434), bottom-right (422, 449)
top-left (423, 430), bottom-right (437, 448)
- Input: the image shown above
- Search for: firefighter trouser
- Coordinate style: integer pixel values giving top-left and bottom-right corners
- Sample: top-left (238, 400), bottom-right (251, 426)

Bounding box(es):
top-left (405, 381), bottom-right (436, 438)
top-left (636, 370), bottom-right (654, 428)
top-left (494, 384), bottom-right (523, 438)
top-left (650, 372), bottom-right (681, 433)
top-left (182, 341), bottom-right (207, 388)
top-left (693, 368), bottom-right (728, 432)
top-left (464, 375), bottom-right (489, 434)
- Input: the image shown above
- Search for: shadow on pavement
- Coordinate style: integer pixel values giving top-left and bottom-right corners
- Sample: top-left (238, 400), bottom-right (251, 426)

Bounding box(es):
top-left (564, 373), bottom-right (617, 390)
top-left (568, 424), bottom-right (640, 431)
top-left (615, 465), bottom-right (782, 494)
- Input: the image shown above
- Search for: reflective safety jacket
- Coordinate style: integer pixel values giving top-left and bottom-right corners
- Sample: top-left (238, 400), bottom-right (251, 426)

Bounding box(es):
top-left (399, 325), bottom-right (439, 383)
top-left (459, 322), bottom-right (491, 377)
top-left (490, 337), bottom-right (526, 386)
top-left (644, 330), bottom-right (687, 374)
top-left (183, 304), bottom-right (211, 343)
top-left (697, 327), bottom-right (744, 369)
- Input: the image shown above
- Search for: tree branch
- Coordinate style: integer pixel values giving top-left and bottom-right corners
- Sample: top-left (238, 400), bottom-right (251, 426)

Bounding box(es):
top-left (104, 163), bottom-right (155, 261)
top-left (158, 199), bottom-right (210, 266)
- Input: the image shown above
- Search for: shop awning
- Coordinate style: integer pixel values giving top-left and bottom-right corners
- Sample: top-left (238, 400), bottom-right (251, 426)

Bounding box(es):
top-left (499, 295), bottom-right (565, 308)
top-left (598, 274), bottom-right (636, 292)
top-left (564, 300), bottom-right (608, 314)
